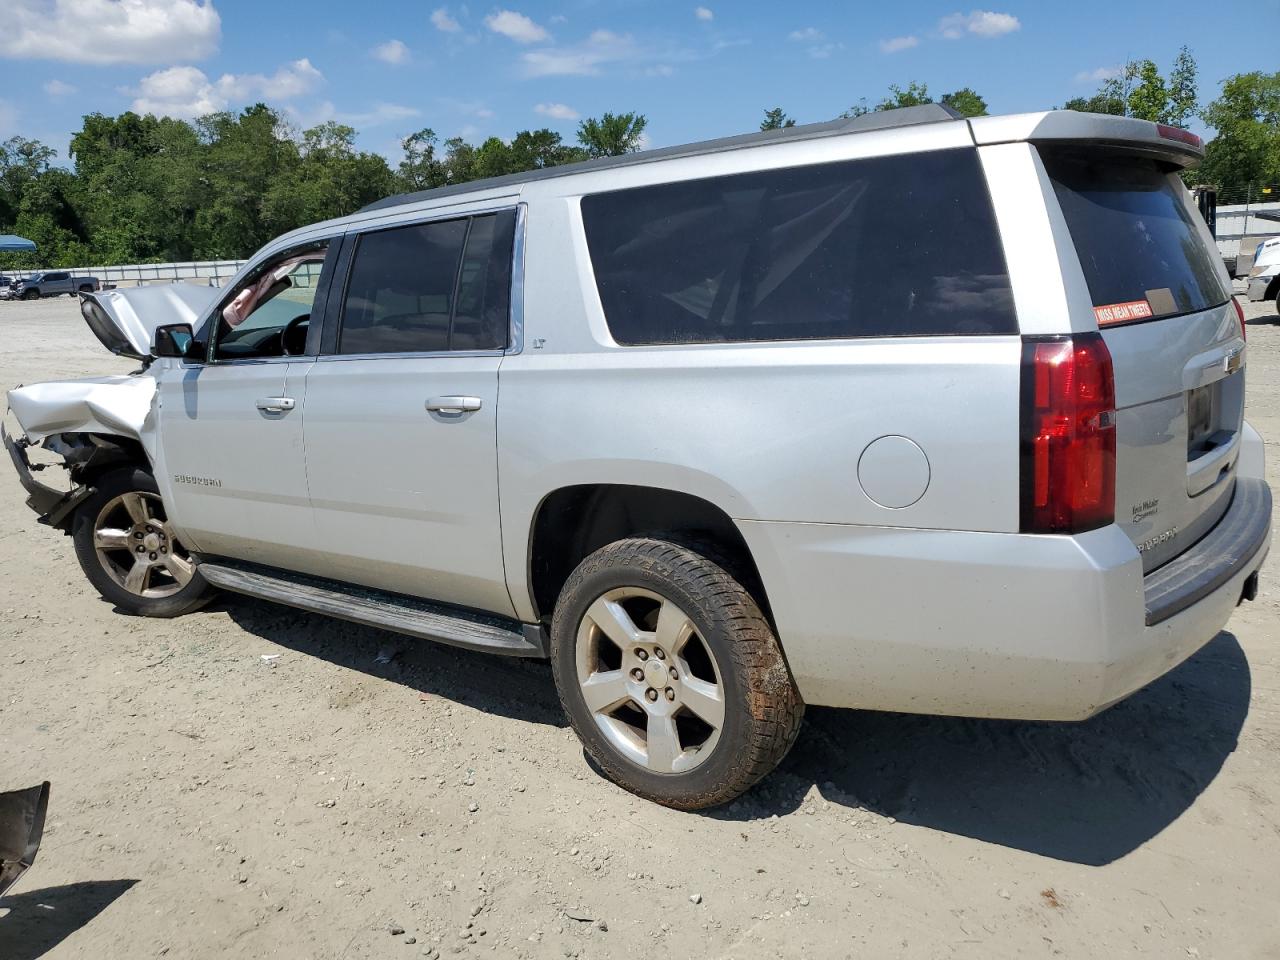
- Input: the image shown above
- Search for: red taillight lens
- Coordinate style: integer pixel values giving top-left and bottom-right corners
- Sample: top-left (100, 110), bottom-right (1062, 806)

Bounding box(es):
top-left (1233, 296), bottom-right (1246, 342)
top-left (1020, 334), bottom-right (1117, 533)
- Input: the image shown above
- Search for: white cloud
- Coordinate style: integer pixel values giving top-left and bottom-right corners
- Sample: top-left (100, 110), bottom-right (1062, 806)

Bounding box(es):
top-left (431, 7), bottom-right (461, 32)
top-left (788, 27), bottom-right (822, 42)
top-left (371, 39), bottom-right (409, 64)
top-left (485, 10), bottom-right (549, 44)
top-left (43, 78), bottom-right (76, 96)
top-left (520, 29), bottom-right (634, 77)
top-left (132, 58), bottom-right (323, 118)
top-left (534, 102), bottom-right (579, 121)
top-left (694, 6), bottom-right (713, 20)
top-left (0, 0), bottom-right (219, 65)
top-left (295, 100), bottom-right (422, 131)
top-left (1074, 65), bottom-right (1121, 84)
top-left (879, 35), bottom-right (918, 53)
top-left (807, 42), bottom-right (843, 60)
top-left (938, 10), bottom-right (1020, 39)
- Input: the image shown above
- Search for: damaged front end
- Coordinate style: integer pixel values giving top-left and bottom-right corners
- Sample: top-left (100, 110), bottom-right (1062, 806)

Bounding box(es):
top-left (4, 426), bottom-right (147, 532)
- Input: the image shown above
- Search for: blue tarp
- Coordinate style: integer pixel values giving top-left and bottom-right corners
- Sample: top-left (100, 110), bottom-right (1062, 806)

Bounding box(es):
top-left (0, 235), bottom-right (37, 252)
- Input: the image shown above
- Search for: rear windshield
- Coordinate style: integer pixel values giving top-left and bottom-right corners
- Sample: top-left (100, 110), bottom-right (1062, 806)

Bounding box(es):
top-left (1041, 151), bottom-right (1228, 325)
top-left (580, 148), bottom-right (1017, 345)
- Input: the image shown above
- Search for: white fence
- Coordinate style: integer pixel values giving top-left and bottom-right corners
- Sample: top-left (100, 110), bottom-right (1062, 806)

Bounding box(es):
top-left (18, 259), bottom-right (248, 288)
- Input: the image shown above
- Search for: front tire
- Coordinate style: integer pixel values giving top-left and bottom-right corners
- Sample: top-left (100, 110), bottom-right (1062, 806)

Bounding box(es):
top-left (72, 467), bottom-right (212, 617)
top-left (21, 289), bottom-right (38, 300)
top-left (551, 537), bottom-right (803, 809)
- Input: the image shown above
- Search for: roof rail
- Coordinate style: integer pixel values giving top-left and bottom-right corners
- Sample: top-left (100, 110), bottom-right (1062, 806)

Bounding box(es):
top-left (360, 103), bottom-right (965, 213)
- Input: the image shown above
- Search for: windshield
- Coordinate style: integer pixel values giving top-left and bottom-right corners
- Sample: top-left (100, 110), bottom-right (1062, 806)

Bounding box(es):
top-left (1041, 150), bottom-right (1228, 326)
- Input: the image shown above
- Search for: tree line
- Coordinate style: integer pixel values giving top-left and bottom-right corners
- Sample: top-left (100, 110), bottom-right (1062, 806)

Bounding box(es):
top-left (1, 51), bottom-right (1277, 270)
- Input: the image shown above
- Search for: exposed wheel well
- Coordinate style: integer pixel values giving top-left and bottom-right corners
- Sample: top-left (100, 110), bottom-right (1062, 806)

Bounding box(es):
top-left (48, 432), bottom-right (150, 487)
top-left (527, 484), bottom-right (773, 627)
top-left (1266, 276), bottom-right (1280, 302)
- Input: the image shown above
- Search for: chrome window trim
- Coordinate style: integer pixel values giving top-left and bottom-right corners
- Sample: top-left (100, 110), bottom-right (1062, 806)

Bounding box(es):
top-left (507, 202), bottom-right (527, 355)
top-left (316, 350), bottom-right (504, 363)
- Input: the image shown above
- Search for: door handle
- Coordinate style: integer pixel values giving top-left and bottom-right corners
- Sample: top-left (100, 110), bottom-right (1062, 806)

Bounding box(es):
top-left (256, 397), bottom-right (296, 413)
top-left (425, 396), bottom-right (482, 414)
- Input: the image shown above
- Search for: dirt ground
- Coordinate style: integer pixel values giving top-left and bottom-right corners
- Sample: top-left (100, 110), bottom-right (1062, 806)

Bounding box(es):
top-left (2, 291), bottom-right (1279, 960)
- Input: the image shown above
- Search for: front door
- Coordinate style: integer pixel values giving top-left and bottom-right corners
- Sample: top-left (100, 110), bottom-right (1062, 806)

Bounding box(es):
top-left (155, 242), bottom-right (336, 569)
top-left (301, 209), bottom-right (517, 615)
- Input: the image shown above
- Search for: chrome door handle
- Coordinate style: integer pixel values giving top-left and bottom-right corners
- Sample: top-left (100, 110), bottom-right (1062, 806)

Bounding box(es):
top-left (256, 397), bottom-right (295, 413)
top-left (426, 396), bottom-right (482, 414)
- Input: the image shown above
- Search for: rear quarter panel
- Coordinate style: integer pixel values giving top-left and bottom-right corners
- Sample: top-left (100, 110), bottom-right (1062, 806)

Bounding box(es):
top-left (498, 136), bottom-right (1025, 620)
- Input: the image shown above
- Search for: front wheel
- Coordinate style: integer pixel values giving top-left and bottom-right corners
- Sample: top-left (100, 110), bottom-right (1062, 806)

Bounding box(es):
top-left (21, 289), bottom-right (38, 300)
top-left (72, 467), bottom-right (213, 617)
top-left (551, 537), bottom-right (803, 809)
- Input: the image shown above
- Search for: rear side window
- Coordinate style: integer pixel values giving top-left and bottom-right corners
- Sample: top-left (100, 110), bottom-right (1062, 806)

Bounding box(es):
top-left (337, 211), bottom-right (515, 355)
top-left (580, 148), bottom-right (1016, 345)
top-left (1041, 151), bottom-right (1228, 324)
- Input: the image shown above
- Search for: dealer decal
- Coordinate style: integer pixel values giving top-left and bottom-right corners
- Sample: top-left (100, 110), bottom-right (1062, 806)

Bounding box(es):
top-left (1094, 300), bottom-right (1154, 326)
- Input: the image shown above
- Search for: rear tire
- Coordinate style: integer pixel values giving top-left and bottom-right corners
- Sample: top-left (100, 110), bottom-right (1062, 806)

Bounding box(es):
top-left (72, 467), bottom-right (213, 617)
top-left (551, 537), bottom-right (803, 810)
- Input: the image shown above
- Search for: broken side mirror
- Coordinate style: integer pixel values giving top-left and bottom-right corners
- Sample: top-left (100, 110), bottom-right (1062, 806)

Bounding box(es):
top-left (152, 323), bottom-right (196, 359)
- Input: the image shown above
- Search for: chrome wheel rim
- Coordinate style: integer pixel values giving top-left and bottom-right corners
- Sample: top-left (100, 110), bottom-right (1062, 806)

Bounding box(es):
top-left (93, 491), bottom-right (194, 599)
top-left (575, 587), bottom-right (725, 775)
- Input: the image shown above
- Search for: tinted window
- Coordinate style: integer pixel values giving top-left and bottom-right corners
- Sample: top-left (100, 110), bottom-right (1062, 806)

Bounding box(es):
top-left (339, 219), bottom-right (467, 355)
top-left (337, 212), bottom-right (515, 355)
top-left (1042, 151), bottom-right (1228, 323)
top-left (452, 213), bottom-right (516, 351)
top-left (45, 272), bottom-right (69, 281)
top-left (581, 149), bottom-right (1016, 345)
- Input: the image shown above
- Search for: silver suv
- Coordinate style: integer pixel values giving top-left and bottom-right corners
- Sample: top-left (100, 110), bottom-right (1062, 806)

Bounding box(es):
top-left (4, 105), bottom-right (1271, 809)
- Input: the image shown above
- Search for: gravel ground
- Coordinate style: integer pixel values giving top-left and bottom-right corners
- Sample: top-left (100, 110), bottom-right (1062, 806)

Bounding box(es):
top-left (2, 291), bottom-right (1279, 959)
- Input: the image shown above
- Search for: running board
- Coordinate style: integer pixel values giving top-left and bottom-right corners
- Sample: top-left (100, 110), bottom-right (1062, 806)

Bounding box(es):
top-left (198, 560), bottom-right (546, 657)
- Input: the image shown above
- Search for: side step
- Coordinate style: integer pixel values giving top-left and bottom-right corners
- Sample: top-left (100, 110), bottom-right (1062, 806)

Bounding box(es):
top-left (198, 559), bottom-right (546, 658)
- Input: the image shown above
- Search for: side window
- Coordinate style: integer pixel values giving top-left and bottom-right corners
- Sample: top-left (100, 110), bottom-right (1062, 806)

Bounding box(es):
top-left (46, 272), bottom-right (69, 282)
top-left (580, 149), bottom-right (1017, 345)
top-left (336, 211), bottom-right (515, 356)
top-left (211, 242), bottom-right (330, 361)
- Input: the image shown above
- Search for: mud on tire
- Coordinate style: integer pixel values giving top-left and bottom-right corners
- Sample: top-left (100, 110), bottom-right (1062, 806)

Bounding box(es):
top-left (551, 537), bottom-right (804, 810)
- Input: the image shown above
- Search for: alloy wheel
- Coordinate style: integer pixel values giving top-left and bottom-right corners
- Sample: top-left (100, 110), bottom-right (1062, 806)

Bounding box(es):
top-left (575, 586), bottom-right (726, 774)
top-left (92, 491), bottom-right (195, 599)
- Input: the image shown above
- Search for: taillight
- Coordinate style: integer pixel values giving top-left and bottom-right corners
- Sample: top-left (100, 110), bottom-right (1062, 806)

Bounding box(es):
top-left (1233, 296), bottom-right (1246, 342)
top-left (1020, 334), bottom-right (1117, 534)
top-left (1156, 123), bottom-right (1202, 150)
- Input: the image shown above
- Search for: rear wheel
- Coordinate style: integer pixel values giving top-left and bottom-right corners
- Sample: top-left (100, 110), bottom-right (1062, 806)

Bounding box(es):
top-left (72, 467), bottom-right (212, 617)
top-left (551, 537), bottom-right (803, 809)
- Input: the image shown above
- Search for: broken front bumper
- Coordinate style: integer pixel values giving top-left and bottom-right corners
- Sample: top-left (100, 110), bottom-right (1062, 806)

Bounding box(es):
top-left (3, 425), bottom-right (92, 530)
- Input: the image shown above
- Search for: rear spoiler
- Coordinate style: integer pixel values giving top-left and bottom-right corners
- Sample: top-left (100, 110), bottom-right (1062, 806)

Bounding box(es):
top-left (969, 111), bottom-right (1205, 168)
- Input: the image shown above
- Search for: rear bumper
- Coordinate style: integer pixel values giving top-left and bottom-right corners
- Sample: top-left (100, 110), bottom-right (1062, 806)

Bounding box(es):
top-left (739, 479), bottom-right (1271, 720)
top-left (3, 425), bottom-right (91, 530)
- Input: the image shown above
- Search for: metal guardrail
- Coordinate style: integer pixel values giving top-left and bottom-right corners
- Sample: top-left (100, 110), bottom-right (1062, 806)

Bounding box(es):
top-left (9, 260), bottom-right (249, 288)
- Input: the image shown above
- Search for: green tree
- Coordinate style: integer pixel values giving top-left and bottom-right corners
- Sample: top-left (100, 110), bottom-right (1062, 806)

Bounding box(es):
top-left (941, 87), bottom-right (988, 118)
top-left (1064, 48), bottom-right (1198, 126)
top-left (399, 128), bottom-right (444, 190)
top-left (1197, 71), bottom-right (1280, 196)
top-left (761, 107), bottom-right (796, 131)
top-left (1167, 46), bottom-right (1198, 127)
top-left (577, 112), bottom-right (648, 158)
top-left (876, 82), bottom-right (933, 111)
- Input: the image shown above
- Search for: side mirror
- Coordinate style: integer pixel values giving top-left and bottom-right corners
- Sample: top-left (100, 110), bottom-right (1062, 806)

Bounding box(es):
top-left (152, 323), bottom-right (196, 359)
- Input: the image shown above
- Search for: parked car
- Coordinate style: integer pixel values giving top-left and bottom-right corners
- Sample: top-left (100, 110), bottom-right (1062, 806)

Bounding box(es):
top-left (11, 271), bottom-right (101, 300)
top-left (4, 106), bottom-right (1271, 809)
top-left (0, 275), bottom-right (16, 299)
top-left (1245, 237), bottom-right (1280, 313)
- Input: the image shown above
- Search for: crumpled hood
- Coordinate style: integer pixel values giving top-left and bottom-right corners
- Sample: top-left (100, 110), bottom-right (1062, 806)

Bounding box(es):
top-left (80, 285), bottom-right (218, 359)
top-left (7, 375), bottom-right (158, 449)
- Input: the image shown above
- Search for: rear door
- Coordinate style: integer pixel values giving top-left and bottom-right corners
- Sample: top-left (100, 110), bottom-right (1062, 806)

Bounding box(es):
top-left (301, 209), bottom-right (518, 615)
top-left (1041, 149), bottom-right (1241, 571)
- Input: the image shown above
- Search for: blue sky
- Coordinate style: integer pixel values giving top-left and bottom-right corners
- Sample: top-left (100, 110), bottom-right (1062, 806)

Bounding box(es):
top-left (1, 0), bottom-right (1275, 164)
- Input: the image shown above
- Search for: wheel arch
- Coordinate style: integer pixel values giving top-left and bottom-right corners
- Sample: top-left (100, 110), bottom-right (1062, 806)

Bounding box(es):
top-left (525, 483), bottom-right (775, 629)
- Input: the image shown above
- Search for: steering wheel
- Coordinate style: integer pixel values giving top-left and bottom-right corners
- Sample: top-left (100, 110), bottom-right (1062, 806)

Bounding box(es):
top-left (281, 313), bottom-right (310, 356)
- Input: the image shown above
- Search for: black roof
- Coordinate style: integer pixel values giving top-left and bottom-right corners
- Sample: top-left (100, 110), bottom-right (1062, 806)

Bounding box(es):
top-left (360, 103), bottom-right (964, 213)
